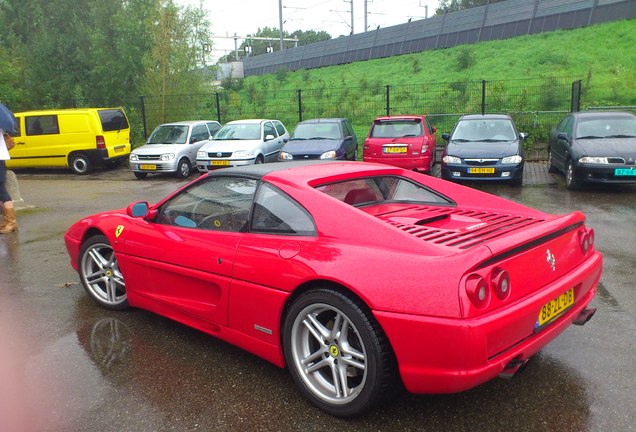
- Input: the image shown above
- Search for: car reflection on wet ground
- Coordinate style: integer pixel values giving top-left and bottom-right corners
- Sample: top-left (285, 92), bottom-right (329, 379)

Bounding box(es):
top-left (0, 165), bottom-right (634, 432)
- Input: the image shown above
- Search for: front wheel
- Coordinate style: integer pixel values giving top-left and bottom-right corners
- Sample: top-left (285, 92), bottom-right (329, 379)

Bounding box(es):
top-left (134, 172), bottom-right (148, 180)
top-left (255, 155), bottom-right (264, 164)
top-left (79, 235), bottom-right (129, 311)
top-left (69, 152), bottom-right (92, 175)
top-left (566, 160), bottom-right (582, 190)
top-left (283, 288), bottom-right (398, 417)
top-left (176, 158), bottom-right (191, 179)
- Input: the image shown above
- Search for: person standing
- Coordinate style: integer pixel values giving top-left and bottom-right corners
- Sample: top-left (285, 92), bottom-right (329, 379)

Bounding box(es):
top-left (0, 129), bottom-right (18, 233)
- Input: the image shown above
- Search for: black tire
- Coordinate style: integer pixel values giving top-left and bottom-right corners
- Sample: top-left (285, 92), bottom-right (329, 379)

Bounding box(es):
top-left (176, 158), bottom-right (191, 179)
top-left (69, 152), bottom-right (92, 175)
top-left (283, 288), bottom-right (398, 417)
top-left (255, 155), bottom-right (264, 164)
top-left (134, 172), bottom-right (148, 180)
top-left (565, 160), bottom-right (582, 190)
top-left (78, 235), bottom-right (129, 311)
top-left (547, 149), bottom-right (558, 173)
top-left (511, 176), bottom-right (523, 186)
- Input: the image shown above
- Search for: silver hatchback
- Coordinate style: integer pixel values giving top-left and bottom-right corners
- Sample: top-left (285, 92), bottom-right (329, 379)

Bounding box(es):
top-left (130, 120), bottom-right (221, 179)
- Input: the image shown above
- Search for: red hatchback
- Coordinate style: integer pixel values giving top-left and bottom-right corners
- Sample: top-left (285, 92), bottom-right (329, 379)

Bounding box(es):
top-left (363, 115), bottom-right (437, 173)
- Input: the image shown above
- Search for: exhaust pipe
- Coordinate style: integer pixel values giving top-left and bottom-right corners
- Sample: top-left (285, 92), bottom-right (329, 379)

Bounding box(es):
top-left (573, 307), bottom-right (596, 326)
top-left (498, 358), bottom-right (529, 380)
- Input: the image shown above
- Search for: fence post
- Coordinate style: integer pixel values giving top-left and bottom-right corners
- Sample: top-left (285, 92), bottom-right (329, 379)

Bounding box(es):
top-left (139, 96), bottom-right (148, 139)
top-left (297, 89), bottom-right (303, 123)
top-left (215, 92), bottom-right (222, 123)
top-left (481, 80), bottom-right (487, 115)
top-left (386, 85), bottom-right (391, 116)
top-left (570, 80), bottom-right (582, 113)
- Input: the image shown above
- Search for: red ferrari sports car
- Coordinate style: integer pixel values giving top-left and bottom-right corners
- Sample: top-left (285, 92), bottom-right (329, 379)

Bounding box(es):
top-left (64, 161), bottom-right (602, 417)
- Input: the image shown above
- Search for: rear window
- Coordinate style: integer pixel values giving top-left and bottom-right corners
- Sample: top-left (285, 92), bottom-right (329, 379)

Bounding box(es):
top-left (99, 109), bottom-right (129, 132)
top-left (371, 120), bottom-right (423, 138)
top-left (316, 176), bottom-right (452, 206)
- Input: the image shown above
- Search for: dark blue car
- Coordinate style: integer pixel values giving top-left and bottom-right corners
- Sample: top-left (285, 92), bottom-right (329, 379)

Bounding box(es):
top-left (441, 114), bottom-right (527, 186)
top-left (279, 118), bottom-right (358, 161)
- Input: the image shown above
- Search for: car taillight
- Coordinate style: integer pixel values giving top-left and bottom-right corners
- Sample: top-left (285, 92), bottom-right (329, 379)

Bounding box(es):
top-left (579, 228), bottom-right (594, 255)
top-left (96, 135), bottom-right (106, 149)
top-left (491, 268), bottom-right (511, 301)
top-left (421, 144), bottom-right (429, 153)
top-left (465, 274), bottom-right (490, 308)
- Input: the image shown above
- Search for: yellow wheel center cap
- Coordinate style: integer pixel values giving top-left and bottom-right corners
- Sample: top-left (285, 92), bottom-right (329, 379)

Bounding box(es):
top-left (329, 345), bottom-right (339, 357)
top-left (105, 270), bottom-right (113, 277)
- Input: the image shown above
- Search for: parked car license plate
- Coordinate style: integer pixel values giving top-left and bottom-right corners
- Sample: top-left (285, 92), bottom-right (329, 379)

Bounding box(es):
top-left (468, 167), bottom-right (495, 174)
top-left (140, 164), bottom-right (157, 170)
top-left (383, 146), bottom-right (407, 154)
top-left (537, 288), bottom-right (574, 328)
top-left (615, 168), bottom-right (636, 176)
top-left (210, 160), bottom-right (230, 166)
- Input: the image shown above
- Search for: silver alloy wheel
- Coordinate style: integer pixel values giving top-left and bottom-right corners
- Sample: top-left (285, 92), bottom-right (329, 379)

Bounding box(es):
top-left (80, 241), bottom-right (127, 307)
top-left (289, 302), bottom-right (367, 406)
top-left (177, 159), bottom-right (190, 178)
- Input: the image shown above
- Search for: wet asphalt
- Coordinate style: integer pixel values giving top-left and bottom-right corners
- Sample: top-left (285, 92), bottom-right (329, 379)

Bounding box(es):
top-left (0, 164), bottom-right (635, 432)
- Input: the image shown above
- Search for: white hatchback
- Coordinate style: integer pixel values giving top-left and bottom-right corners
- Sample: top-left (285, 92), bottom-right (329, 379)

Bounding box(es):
top-left (196, 119), bottom-right (289, 171)
top-left (130, 120), bottom-right (221, 179)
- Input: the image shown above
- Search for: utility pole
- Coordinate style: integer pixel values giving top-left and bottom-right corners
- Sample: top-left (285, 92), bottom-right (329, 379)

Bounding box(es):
top-left (279, 0), bottom-right (284, 51)
top-left (344, 0), bottom-right (353, 34)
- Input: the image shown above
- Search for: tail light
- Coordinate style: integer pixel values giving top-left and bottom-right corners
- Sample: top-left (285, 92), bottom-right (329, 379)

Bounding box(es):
top-left (421, 144), bottom-right (429, 153)
top-left (579, 228), bottom-right (595, 255)
top-left (491, 268), bottom-right (511, 301)
top-left (465, 274), bottom-right (490, 309)
top-left (96, 135), bottom-right (106, 149)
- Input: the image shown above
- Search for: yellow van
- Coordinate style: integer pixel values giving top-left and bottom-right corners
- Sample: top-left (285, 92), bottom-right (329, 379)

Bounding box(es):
top-left (7, 108), bottom-right (131, 174)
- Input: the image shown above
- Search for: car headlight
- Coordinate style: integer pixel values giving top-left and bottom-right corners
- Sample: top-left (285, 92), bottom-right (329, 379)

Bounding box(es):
top-left (320, 150), bottom-right (337, 159)
top-left (443, 155), bottom-right (462, 164)
top-left (501, 155), bottom-right (523, 164)
top-left (279, 151), bottom-right (293, 160)
top-left (579, 156), bottom-right (609, 164)
top-left (233, 150), bottom-right (254, 158)
top-left (161, 153), bottom-right (175, 161)
top-left (197, 151), bottom-right (207, 158)
top-left (130, 154), bottom-right (139, 161)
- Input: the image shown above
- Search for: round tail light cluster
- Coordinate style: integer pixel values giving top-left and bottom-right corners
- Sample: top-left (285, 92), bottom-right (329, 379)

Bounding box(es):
top-left (465, 268), bottom-right (511, 309)
top-left (579, 228), bottom-right (595, 255)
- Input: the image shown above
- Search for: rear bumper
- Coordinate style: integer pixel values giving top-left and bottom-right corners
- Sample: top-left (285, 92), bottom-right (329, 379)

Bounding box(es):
top-left (363, 155), bottom-right (433, 172)
top-left (374, 251), bottom-right (601, 394)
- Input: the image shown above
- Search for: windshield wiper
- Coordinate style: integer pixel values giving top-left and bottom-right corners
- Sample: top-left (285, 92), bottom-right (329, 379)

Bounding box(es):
top-left (309, 136), bottom-right (333, 140)
top-left (452, 138), bottom-right (474, 142)
top-left (605, 134), bottom-right (636, 138)
top-left (481, 138), bottom-right (510, 142)
top-left (577, 135), bottom-right (603, 139)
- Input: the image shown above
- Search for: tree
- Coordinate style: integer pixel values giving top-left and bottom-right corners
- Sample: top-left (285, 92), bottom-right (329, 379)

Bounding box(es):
top-left (436, 0), bottom-right (506, 15)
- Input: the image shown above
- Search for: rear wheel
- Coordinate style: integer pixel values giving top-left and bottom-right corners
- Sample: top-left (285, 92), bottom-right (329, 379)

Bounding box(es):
top-left (69, 152), bottom-right (91, 175)
top-left (176, 158), bottom-right (191, 179)
top-left (283, 288), bottom-right (398, 417)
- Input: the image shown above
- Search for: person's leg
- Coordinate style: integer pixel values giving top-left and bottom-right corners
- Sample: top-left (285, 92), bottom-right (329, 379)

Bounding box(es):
top-left (0, 161), bottom-right (17, 233)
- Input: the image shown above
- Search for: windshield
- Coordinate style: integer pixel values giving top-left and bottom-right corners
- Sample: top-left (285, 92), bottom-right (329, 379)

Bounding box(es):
top-left (371, 120), bottom-right (423, 138)
top-left (451, 118), bottom-right (517, 142)
top-left (576, 117), bottom-right (636, 139)
top-left (214, 123), bottom-right (261, 140)
top-left (147, 125), bottom-right (188, 144)
top-left (292, 123), bottom-right (342, 140)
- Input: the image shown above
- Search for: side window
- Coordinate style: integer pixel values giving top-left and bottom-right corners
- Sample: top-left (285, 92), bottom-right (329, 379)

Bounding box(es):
top-left (251, 183), bottom-right (316, 236)
top-left (274, 121), bottom-right (286, 137)
top-left (155, 176), bottom-right (257, 232)
top-left (190, 124), bottom-right (209, 142)
top-left (26, 115), bottom-right (59, 136)
top-left (343, 121), bottom-right (353, 137)
top-left (207, 122), bottom-right (221, 136)
top-left (264, 122), bottom-right (277, 139)
top-left (557, 116), bottom-right (573, 135)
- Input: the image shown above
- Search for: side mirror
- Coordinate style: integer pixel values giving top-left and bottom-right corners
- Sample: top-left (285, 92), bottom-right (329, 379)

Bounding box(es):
top-left (442, 133), bottom-right (450, 141)
top-left (557, 132), bottom-right (569, 141)
top-left (519, 132), bottom-right (528, 140)
top-left (126, 201), bottom-right (149, 218)
top-left (432, 126), bottom-right (437, 133)
top-left (265, 134), bottom-right (275, 141)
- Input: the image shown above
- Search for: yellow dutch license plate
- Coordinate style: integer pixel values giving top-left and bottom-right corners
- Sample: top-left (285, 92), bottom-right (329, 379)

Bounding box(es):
top-left (537, 288), bottom-right (575, 327)
top-left (469, 167), bottom-right (495, 174)
top-left (114, 145), bottom-right (126, 153)
top-left (140, 164), bottom-right (156, 170)
top-left (384, 146), bottom-right (407, 154)
top-left (210, 160), bottom-right (230, 166)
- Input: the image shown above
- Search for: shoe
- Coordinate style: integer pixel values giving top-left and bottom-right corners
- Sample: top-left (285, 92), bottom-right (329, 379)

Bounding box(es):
top-left (0, 207), bottom-right (18, 233)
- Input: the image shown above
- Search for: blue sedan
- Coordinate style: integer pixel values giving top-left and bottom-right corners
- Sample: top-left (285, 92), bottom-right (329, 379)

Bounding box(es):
top-left (441, 114), bottom-right (527, 186)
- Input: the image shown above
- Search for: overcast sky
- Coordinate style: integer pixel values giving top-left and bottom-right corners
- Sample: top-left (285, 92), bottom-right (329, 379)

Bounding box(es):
top-left (177, 0), bottom-right (440, 61)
